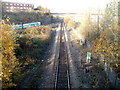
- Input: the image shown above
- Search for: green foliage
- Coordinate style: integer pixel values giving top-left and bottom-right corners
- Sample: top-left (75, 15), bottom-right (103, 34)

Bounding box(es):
top-left (2, 12), bottom-right (60, 25)
top-left (15, 25), bottom-right (51, 74)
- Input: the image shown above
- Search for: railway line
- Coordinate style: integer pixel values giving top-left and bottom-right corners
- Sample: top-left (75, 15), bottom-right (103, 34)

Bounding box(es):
top-left (16, 22), bottom-right (113, 88)
top-left (19, 23), bottom-right (71, 88)
top-left (54, 23), bottom-right (70, 89)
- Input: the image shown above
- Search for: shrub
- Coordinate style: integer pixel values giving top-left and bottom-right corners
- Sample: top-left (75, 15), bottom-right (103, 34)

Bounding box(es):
top-left (1, 22), bottom-right (20, 88)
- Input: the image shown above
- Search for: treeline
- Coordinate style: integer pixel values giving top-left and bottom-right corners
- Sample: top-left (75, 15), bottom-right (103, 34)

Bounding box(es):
top-left (2, 11), bottom-right (60, 25)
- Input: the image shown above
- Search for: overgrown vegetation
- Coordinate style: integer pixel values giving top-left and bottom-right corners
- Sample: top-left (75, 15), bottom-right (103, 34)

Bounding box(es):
top-left (65, 0), bottom-right (119, 84)
top-left (91, 0), bottom-right (119, 74)
top-left (1, 19), bottom-right (54, 88)
top-left (2, 11), bottom-right (59, 25)
top-left (1, 4), bottom-right (60, 88)
top-left (15, 26), bottom-right (52, 67)
top-left (1, 21), bottom-right (20, 88)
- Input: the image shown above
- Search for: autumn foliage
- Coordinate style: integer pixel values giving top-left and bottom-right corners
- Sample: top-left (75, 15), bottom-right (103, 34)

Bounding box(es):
top-left (91, 0), bottom-right (119, 73)
top-left (1, 22), bottom-right (20, 88)
top-left (1, 20), bottom-right (52, 88)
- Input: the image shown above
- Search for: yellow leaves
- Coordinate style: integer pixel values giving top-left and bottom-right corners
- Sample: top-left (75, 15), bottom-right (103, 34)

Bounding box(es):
top-left (116, 53), bottom-right (119, 57)
top-left (64, 17), bottom-right (71, 24)
top-left (115, 64), bottom-right (119, 67)
top-left (3, 74), bottom-right (7, 78)
top-left (92, 25), bottom-right (120, 62)
top-left (1, 22), bottom-right (20, 88)
top-left (6, 17), bottom-right (10, 22)
top-left (8, 70), bottom-right (11, 72)
top-left (6, 18), bottom-right (9, 22)
top-left (67, 20), bottom-right (75, 29)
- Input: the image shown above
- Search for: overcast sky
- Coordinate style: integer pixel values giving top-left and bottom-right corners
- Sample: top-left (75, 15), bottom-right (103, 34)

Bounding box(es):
top-left (2, 0), bottom-right (110, 13)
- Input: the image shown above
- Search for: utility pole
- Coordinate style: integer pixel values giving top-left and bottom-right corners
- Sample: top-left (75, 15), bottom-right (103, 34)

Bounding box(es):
top-left (97, 15), bottom-right (99, 33)
top-left (88, 11), bottom-right (91, 40)
top-left (97, 9), bottom-right (100, 34)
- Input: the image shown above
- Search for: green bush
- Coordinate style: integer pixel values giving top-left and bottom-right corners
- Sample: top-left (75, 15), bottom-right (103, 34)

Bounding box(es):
top-left (2, 12), bottom-right (60, 25)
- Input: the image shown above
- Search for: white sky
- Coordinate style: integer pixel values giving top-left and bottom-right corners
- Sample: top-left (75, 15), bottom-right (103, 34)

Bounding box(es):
top-left (2, 0), bottom-right (110, 13)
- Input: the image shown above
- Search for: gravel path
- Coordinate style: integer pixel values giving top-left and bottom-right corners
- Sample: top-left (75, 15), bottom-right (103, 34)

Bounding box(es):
top-left (65, 28), bottom-right (89, 88)
top-left (66, 28), bottom-right (112, 88)
top-left (37, 25), bottom-right (61, 88)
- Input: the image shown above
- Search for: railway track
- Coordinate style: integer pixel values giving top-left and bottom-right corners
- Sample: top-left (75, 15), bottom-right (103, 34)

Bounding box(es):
top-left (54, 23), bottom-right (70, 89)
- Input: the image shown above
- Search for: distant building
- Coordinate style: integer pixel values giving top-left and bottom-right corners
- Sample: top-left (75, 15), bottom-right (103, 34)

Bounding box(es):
top-left (2, 1), bottom-right (34, 12)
